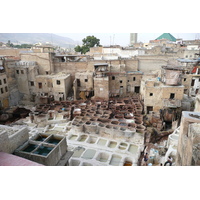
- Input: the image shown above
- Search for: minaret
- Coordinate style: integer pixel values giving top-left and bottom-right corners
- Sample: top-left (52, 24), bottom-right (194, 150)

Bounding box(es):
top-left (130, 33), bottom-right (138, 46)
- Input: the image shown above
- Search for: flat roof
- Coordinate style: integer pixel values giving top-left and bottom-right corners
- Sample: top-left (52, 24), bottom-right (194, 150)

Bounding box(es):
top-left (55, 55), bottom-right (88, 57)
top-left (0, 152), bottom-right (43, 166)
top-left (94, 63), bottom-right (108, 66)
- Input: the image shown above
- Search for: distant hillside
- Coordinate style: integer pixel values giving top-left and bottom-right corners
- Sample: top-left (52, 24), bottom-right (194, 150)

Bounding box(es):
top-left (0, 33), bottom-right (76, 48)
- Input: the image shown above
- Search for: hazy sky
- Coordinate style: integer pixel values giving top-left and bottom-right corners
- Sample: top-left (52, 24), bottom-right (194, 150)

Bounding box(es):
top-left (55, 33), bottom-right (200, 46)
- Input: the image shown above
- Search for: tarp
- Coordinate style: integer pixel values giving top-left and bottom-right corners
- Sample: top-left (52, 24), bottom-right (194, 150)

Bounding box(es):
top-left (192, 66), bottom-right (198, 73)
top-left (165, 70), bottom-right (181, 85)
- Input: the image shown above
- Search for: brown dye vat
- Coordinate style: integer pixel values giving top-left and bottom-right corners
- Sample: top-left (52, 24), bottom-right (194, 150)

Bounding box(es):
top-left (100, 106), bottom-right (107, 109)
top-left (120, 127), bottom-right (126, 131)
top-left (81, 117), bottom-right (89, 121)
top-left (115, 114), bottom-right (124, 119)
top-left (79, 121), bottom-right (84, 125)
top-left (136, 124), bottom-right (145, 133)
top-left (124, 161), bottom-right (132, 166)
top-left (124, 114), bottom-right (134, 119)
top-left (98, 118), bottom-right (111, 123)
top-left (93, 113), bottom-right (99, 116)
top-left (113, 126), bottom-right (119, 130)
top-left (96, 110), bottom-right (103, 115)
top-left (111, 121), bottom-right (119, 125)
top-left (105, 125), bottom-right (113, 129)
top-left (104, 111), bottom-right (111, 115)
top-left (128, 123), bottom-right (136, 128)
top-left (98, 123), bottom-right (105, 127)
top-left (85, 121), bottom-right (91, 125)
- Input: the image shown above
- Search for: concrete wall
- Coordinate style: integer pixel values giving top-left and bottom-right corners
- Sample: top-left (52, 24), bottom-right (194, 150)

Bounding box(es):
top-left (0, 73), bottom-right (9, 108)
top-left (0, 131), bottom-right (9, 152)
top-left (137, 55), bottom-right (176, 72)
top-left (176, 111), bottom-right (200, 166)
top-left (20, 53), bottom-right (54, 75)
top-left (94, 76), bottom-right (109, 99)
top-left (8, 127), bottom-right (29, 153)
top-left (52, 75), bottom-right (71, 101)
top-left (0, 48), bottom-right (29, 57)
top-left (0, 127), bottom-right (29, 154)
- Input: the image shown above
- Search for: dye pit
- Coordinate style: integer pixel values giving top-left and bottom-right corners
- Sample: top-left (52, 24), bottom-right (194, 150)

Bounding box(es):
top-left (67, 132), bottom-right (141, 166)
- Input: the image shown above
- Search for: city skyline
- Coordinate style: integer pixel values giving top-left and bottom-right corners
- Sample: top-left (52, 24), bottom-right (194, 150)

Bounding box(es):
top-left (55, 33), bottom-right (200, 46)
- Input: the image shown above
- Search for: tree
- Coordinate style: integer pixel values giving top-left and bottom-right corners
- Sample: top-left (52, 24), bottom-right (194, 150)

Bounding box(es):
top-left (75, 35), bottom-right (101, 54)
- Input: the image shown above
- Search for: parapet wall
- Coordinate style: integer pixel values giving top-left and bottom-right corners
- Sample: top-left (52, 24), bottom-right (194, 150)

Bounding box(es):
top-left (0, 126), bottom-right (29, 153)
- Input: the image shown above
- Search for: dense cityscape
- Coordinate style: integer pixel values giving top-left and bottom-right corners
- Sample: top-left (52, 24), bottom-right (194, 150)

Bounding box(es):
top-left (0, 33), bottom-right (200, 166)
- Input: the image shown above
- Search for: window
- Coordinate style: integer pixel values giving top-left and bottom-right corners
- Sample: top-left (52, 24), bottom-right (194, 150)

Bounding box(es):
top-left (85, 79), bottom-right (88, 82)
top-left (30, 81), bottom-right (34, 86)
top-left (3, 79), bottom-right (6, 84)
top-left (186, 55), bottom-right (188, 58)
top-left (77, 79), bottom-right (81, 87)
top-left (170, 93), bottom-right (175, 99)
top-left (16, 70), bottom-right (19, 74)
top-left (133, 77), bottom-right (136, 81)
top-left (184, 89), bottom-right (188, 94)
top-left (5, 86), bottom-right (8, 92)
top-left (199, 78), bottom-right (200, 82)
top-left (135, 86), bottom-right (140, 93)
top-left (191, 79), bottom-right (195, 86)
top-left (147, 106), bottom-right (153, 114)
top-left (1, 88), bottom-right (3, 94)
top-left (120, 86), bottom-right (123, 88)
top-left (184, 78), bottom-right (187, 82)
top-left (150, 93), bottom-right (153, 96)
top-left (0, 80), bottom-right (2, 85)
top-left (112, 76), bottom-right (115, 80)
top-left (46, 71), bottom-right (49, 75)
top-left (120, 80), bottom-right (123, 83)
top-left (127, 80), bottom-right (130, 82)
top-left (57, 80), bottom-right (61, 85)
top-left (21, 70), bottom-right (24, 74)
top-left (38, 82), bottom-right (42, 89)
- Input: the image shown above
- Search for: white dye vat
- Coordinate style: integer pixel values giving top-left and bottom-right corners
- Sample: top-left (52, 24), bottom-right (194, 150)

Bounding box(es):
top-left (97, 138), bottom-right (107, 146)
top-left (69, 134), bottom-right (78, 140)
top-left (82, 149), bottom-right (96, 159)
top-left (118, 142), bottom-right (128, 150)
top-left (87, 136), bottom-right (98, 144)
top-left (69, 159), bottom-right (80, 166)
top-left (128, 144), bottom-right (138, 154)
top-left (110, 154), bottom-right (122, 166)
top-left (72, 147), bottom-right (85, 158)
top-left (82, 162), bottom-right (93, 166)
top-left (78, 135), bottom-right (88, 142)
top-left (96, 152), bottom-right (109, 162)
top-left (108, 141), bottom-right (117, 148)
